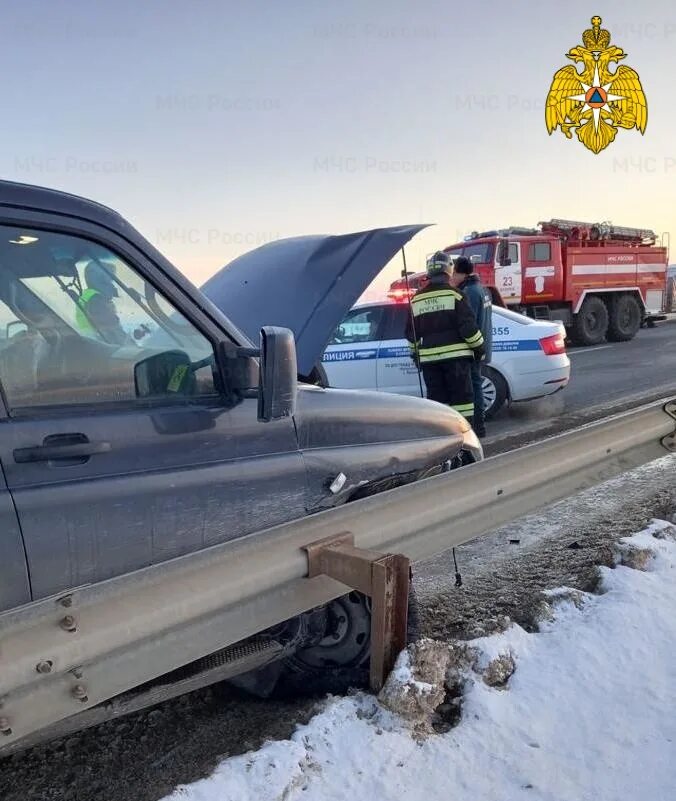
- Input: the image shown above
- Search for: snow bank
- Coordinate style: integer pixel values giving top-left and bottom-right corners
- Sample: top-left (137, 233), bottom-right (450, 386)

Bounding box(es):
top-left (163, 521), bottom-right (676, 801)
top-left (378, 639), bottom-right (450, 736)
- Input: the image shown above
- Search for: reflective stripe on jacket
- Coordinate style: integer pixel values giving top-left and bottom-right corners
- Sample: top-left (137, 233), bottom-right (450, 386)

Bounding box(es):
top-left (405, 276), bottom-right (484, 364)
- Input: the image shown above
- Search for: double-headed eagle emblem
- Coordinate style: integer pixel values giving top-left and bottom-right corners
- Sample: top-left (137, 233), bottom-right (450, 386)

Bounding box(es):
top-left (546, 16), bottom-right (647, 153)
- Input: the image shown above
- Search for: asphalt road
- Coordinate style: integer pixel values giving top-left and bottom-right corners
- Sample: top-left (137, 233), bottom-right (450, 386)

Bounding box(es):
top-left (484, 317), bottom-right (676, 452)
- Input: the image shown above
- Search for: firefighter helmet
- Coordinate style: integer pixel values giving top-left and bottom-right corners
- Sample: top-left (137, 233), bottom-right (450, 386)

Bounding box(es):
top-left (426, 251), bottom-right (451, 276)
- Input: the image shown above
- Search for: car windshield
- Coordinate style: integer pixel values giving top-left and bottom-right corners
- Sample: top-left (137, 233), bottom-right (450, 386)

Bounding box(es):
top-left (446, 242), bottom-right (495, 263)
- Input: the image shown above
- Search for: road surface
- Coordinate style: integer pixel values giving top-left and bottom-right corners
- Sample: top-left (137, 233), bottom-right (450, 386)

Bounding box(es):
top-left (485, 318), bottom-right (676, 452)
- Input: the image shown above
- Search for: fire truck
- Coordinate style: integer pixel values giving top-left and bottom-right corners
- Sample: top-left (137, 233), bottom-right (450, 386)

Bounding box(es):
top-left (389, 219), bottom-right (669, 346)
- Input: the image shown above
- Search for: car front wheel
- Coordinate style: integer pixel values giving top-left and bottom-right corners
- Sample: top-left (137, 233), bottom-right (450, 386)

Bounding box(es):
top-left (276, 585), bottom-right (420, 696)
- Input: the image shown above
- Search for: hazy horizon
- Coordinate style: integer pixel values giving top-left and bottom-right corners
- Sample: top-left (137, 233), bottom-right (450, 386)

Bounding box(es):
top-left (2, 0), bottom-right (675, 298)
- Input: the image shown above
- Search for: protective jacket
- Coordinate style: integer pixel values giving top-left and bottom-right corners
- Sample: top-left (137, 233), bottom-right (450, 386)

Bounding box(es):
top-left (458, 274), bottom-right (493, 363)
top-left (75, 288), bottom-right (127, 346)
top-left (405, 275), bottom-right (485, 364)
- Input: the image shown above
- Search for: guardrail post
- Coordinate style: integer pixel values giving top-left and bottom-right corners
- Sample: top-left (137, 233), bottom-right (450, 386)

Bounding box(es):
top-left (304, 534), bottom-right (410, 692)
top-left (662, 401), bottom-right (676, 452)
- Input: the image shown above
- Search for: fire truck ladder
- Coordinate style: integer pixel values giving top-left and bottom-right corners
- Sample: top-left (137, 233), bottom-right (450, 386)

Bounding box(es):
top-left (540, 218), bottom-right (657, 245)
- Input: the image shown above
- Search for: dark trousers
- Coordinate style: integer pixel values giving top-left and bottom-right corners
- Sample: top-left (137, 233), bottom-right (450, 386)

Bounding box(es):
top-left (422, 359), bottom-right (474, 423)
top-left (470, 362), bottom-right (485, 432)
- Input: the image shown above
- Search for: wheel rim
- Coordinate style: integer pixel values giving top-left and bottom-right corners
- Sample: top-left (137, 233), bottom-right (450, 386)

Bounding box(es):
top-left (481, 375), bottom-right (496, 413)
top-left (289, 592), bottom-right (371, 670)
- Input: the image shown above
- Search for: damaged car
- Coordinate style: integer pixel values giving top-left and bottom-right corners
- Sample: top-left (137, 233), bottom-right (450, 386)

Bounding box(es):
top-left (0, 182), bottom-right (479, 704)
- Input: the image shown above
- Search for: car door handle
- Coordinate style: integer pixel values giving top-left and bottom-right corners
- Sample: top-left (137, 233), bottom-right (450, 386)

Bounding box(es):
top-left (13, 437), bottom-right (112, 463)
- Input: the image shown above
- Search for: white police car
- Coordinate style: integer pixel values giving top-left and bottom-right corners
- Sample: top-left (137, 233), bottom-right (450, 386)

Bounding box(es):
top-left (323, 300), bottom-right (570, 417)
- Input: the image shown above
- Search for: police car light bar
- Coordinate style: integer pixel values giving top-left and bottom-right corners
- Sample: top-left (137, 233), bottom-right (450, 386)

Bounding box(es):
top-left (387, 287), bottom-right (415, 302)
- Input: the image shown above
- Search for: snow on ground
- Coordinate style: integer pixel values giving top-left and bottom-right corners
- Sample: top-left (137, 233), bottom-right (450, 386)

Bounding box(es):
top-left (165, 522), bottom-right (676, 801)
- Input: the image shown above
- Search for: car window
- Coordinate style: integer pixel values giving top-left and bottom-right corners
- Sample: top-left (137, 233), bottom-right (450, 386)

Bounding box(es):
top-left (529, 242), bottom-right (552, 262)
top-left (509, 243), bottom-right (519, 263)
top-left (329, 306), bottom-right (384, 344)
top-left (0, 226), bottom-right (217, 412)
top-left (382, 304), bottom-right (409, 340)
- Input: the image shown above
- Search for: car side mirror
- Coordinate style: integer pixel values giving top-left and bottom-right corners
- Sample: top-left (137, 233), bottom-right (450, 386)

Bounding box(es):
top-left (216, 326), bottom-right (297, 422)
top-left (258, 326), bottom-right (297, 422)
top-left (134, 350), bottom-right (195, 397)
top-left (497, 238), bottom-right (511, 267)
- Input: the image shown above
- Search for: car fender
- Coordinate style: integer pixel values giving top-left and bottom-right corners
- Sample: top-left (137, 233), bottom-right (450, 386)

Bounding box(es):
top-left (293, 385), bottom-right (472, 510)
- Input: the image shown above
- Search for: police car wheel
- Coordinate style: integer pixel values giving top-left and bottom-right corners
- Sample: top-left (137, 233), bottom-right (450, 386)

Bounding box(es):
top-left (481, 367), bottom-right (507, 420)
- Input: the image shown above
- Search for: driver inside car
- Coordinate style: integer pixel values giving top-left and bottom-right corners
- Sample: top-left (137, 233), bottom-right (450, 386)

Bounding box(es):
top-left (75, 260), bottom-right (130, 346)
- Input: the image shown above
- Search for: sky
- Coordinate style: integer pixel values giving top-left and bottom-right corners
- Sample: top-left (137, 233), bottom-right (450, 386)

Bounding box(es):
top-left (2, 0), bottom-right (675, 296)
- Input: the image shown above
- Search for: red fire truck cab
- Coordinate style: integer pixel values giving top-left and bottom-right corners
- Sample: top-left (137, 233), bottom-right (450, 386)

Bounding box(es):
top-left (390, 219), bottom-right (669, 346)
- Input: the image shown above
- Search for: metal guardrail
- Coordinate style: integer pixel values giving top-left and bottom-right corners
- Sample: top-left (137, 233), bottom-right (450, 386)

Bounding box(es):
top-left (0, 398), bottom-right (674, 749)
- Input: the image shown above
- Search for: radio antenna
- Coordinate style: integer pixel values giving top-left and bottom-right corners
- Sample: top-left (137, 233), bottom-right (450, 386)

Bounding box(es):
top-left (401, 246), bottom-right (424, 399)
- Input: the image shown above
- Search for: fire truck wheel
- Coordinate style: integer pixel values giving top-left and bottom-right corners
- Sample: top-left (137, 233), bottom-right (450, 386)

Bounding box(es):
top-left (482, 366), bottom-right (508, 419)
top-left (608, 295), bottom-right (643, 342)
top-left (571, 296), bottom-right (609, 346)
top-left (607, 294), bottom-right (642, 342)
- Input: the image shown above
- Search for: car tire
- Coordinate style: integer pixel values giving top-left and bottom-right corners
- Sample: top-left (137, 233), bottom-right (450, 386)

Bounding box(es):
top-left (275, 584), bottom-right (421, 697)
top-left (481, 366), bottom-right (508, 420)
top-left (607, 294), bottom-right (642, 342)
top-left (570, 296), bottom-right (609, 346)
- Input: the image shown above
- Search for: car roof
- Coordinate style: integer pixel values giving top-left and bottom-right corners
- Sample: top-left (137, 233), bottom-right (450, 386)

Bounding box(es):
top-left (352, 298), bottom-right (564, 329)
top-left (0, 180), bottom-right (249, 344)
top-left (0, 179), bottom-right (126, 233)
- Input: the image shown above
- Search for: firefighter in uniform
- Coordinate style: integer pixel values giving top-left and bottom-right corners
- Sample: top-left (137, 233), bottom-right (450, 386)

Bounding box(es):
top-left (406, 252), bottom-right (484, 425)
top-left (451, 256), bottom-right (493, 438)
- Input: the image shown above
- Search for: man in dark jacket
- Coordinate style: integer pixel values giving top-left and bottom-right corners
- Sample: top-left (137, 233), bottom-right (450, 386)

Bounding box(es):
top-left (405, 252), bottom-right (484, 426)
top-left (451, 256), bottom-right (493, 437)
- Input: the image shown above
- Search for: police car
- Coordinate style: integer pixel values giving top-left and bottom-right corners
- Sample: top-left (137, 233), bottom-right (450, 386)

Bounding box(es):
top-left (322, 300), bottom-right (570, 417)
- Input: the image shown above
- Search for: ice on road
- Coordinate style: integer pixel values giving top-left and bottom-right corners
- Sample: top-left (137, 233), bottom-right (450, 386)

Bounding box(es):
top-left (164, 523), bottom-right (676, 801)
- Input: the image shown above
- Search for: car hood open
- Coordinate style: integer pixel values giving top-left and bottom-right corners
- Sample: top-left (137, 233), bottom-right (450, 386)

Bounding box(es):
top-left (201, 225), bottom-right (428, 376)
